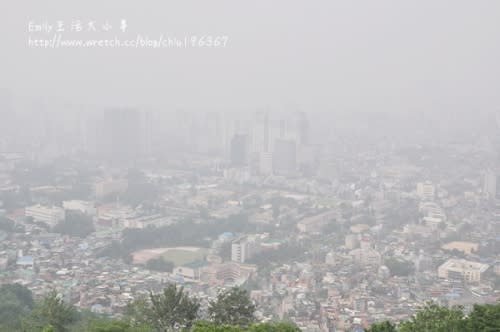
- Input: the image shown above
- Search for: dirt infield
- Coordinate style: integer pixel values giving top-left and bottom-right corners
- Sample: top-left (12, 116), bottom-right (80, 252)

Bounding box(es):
top-left (132, 247), bottom-right (204, 265)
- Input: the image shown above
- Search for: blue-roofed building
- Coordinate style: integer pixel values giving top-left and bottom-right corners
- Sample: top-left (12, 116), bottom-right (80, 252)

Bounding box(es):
top-left (219, 232), bottom-right (234, 242)
top-left (16, 256), bottom-right (34, 269)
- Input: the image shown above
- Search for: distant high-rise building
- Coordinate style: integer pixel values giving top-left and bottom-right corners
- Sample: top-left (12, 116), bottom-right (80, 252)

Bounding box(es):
top-left (0, 90), bottom-right (14, 140)
top-left (230, 134), bottom-right (249, 166)
top-left (297, 111), bottom-right (310, 145)
top-left (105, 108), bottom-right (141, 161)
top-left (251, 111), bottom-right (270, 153)
top-left (141, 110), bottom-right (153, 157)
top-left (84, 108), bottom-right (150, 163)
top-left (279, 119), bottom-right (286, 139)
top-left (273, 139), bottom-right (296, 174)
top-left (483, 169), bottom-right (498, 200)
top-left (259, 151), bottom-right (273, 175)
top-left (197, 112), bottom-right (225, 155)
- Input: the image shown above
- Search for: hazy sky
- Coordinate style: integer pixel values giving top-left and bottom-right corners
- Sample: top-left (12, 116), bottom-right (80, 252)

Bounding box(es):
top-left (2, 1), bottom-right (500, 112)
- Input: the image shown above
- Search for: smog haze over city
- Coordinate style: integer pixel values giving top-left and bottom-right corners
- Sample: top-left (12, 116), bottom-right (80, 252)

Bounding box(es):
top-left (1, 1), bottom-right (500, 331)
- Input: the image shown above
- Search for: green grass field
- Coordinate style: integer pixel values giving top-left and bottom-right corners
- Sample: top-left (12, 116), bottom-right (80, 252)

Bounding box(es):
top-left (161, 249), bottom-right (207, 266)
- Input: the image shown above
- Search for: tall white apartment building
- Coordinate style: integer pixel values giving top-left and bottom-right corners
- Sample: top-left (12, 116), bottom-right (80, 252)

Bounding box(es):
top-left (231, 235), bottom-right (261, 263)
top-left (416, 181), bottom-right (436, 201)
top-left (483, 169), bottom-right (497, 200)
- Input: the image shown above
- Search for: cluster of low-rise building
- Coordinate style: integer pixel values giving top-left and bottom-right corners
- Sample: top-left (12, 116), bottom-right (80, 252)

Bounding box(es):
top-left (1, 138), bottom-right (500, 332)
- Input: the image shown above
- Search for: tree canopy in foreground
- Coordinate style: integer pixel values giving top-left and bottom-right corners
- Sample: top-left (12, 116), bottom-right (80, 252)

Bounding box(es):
top-left (1, 283), bottom-right (500, 332)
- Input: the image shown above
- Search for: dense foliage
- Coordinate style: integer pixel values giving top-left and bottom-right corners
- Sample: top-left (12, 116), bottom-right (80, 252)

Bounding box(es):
top-left (53, 210), bottom-right (95, 238)
top-left (0, 283), bottom-right (266, 332)
top-left (145, 257), bottom-right (175, 272)
top-left (2, 283), bottom-right (500, 332)
top-left (383, 258), bottom-right (415, 277)
top-left (148, 284), bottom-right (200, 331)
top-left (0, 216), bottom-right (16, 232)
top-left (366, 302), bottom-right (500, 332)
top-left (192, 321), bottom-right (301, 332)
top-left (0, 284), bottom-right (35, 331)
top-left (98, 213), bottom-right (256, 259)
top-left (246, 244), bottom-right (304, 268)
top-left (23, 291), bottom-right (80, 332)
top-left (208, 288), bottom-right (256, 327)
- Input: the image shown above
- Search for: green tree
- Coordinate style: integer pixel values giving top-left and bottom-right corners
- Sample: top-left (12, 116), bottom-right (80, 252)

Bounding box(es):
top-left (42, 326), bottom-right (55, 332)
top-left (399, 303), bottom-right (464, 332)
top-left (365, 321), bottom-right (397, 332)
top-left (53, 210), bottom-right (95, 238)
top-left (0, 284), bottom-right (35, 331)
top-left (247, 244), bottom-right (303, 268)
top-left (191, 321), bottom-right (301, 332)
top-left (0, 216), bottom-right (15, 231)
top-left (384, 258), bottom-right (415, 277)
top-left (148, 284), bottom-right (200, 332)
top-left (125, 295), bottom-right (154, 328)
top-left (191, 321), bottom-right (242, 332)
top-left (466, 303), bottom-right (500, 332)
top-left (23, 291), bottom-right (79, 332)
top-left (208, 287), bottom-right (256, 327)
top-left (145, 257), bottom-right (174, 272)
top-left (121, 172), bottom-right (159, 207)
top-left (248, 322), bottom-right (301, 332)
top-left (89, 319), bottom-right (152, 332)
